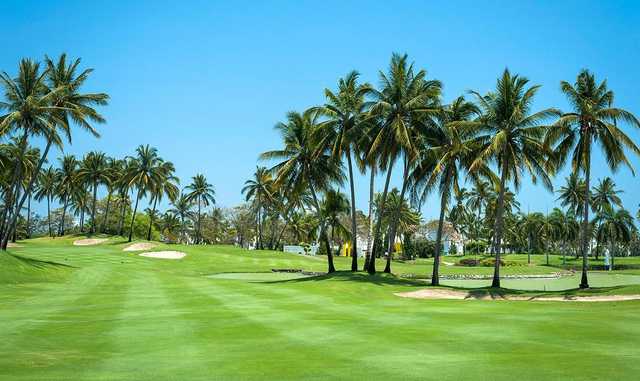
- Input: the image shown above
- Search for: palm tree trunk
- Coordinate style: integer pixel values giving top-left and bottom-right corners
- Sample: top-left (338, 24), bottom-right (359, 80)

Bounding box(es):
top-left (368, 160), bottom-right (395, 275)
top-left (147, 197), bottom-right (158, 241)
top-left (2, 137), bottom-right (52, 250)
top-left (26, 194), bottom-right (31, 239)
top-left (0, 130), bottom-right (29, 249)
top-left (101, 191), bottom-right (112, 233)
top-left (275, 220), bottom-right (289, 250)
top-left (491, 159), bottom-right (509, 288)
top-left (47, 194), bottom-right (52, 237)
top-left (346, 149), bottom-right (358, 271)
top-left (384, 158), bottom-right (409, 273)
top-left (197, 197), bottom-right (202, 244)
top-left (128, 188), bottom-right (142, 242)
top-left (364, 169), bottom-right (375, 272)
top-left (90, 181), bottom-right (98, 234)
top-left (308, 183), bottom-right (335, 273)
top-left (60, 194), bottom-right (69, 236)
top-left (118, 197), bottom-right (127, 236)
top-left (579, 143), bottom-right (592, 289)
top-left (432, 192), bottom-right (448, 286)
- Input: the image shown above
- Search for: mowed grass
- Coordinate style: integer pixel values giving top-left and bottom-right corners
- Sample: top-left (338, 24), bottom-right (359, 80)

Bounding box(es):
top-left (1, 236), bottom-right (640, 380)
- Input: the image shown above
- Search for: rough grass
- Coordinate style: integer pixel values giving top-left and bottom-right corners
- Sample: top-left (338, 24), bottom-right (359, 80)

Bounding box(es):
top-left (1, 236), bottom-right (639, 380)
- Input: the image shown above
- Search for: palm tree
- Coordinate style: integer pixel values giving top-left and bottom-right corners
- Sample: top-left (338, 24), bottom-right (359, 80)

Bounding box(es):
top-left (469, 69), bottom-right (558, 287)
top-left (71, 187), bottom-right (91, 232)
top-left (557, 173), bottom-right (587, 217)
top-left (317, 71), bottom-right (371, 271)
top-left (242, 166), bottom-right (273, 249)
top-left (169, 193), bottom-right (193, 244)
top-left (100, 158), bottom-right (121, 233)
top-left (321, 190), bottom-right (350, 256)
top-left (591, 177), bottom-right (622, 213)
top-left (77, 151), bottom-right (109, 234)
top-left (34, 166), bottom-right (57, 237)
top-left (366, 53), bottom-right (442, 274)
top-left (56, 155), bottom-right (78, 236)
top-left (146, 162), bottom-right (179, 241)
top-left (125, 145), bottom-right (167, 242)
top-left (185, 174), bottom-right (216, 244)
top-left (260, 109), bottom-right (344, 273)
top-left (0, 55), bottom-right (107, 250)
top-left (466, 179), bottom-right (491, 256)
top-left (595, 206), bottom-right (636, 270)
top-left (547, 69), bottom-right (640, 288)
top-left (409, 96), bottom-right (486, 285)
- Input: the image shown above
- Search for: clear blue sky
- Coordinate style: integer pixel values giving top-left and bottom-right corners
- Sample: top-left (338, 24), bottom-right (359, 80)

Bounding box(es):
top-left (2, 0), bottom-right (639, 220)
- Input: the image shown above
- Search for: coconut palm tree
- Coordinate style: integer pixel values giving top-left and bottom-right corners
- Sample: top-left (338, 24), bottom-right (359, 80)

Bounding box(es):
top-left (591, 177), bottom-right (622, 214)
top-left (71, 187), bottom-right (91, 232)
top-left (595, 206), bottom-right (636, 270)
top-left (100, 158), bottom-right (121, 233)
top-left (242, 166), bottom-right (273, 249)
top-left (125, 145), bottom-right (167, 242)
top-left (260, 109), bottom-right (344, 273)
top-left (409, 96), bottom-right (488, 285)
top-left (466, 179), bottom-right (491, 255)
top-left (320, 189), bottom-right (350, 256)
top-left (366, 53), bottom-right (442, 274)
top-left (468, 69), bottom-right (557, 287)
top-left (557, 173), bottom-right (587, 217)
top-left (55, 155), bottom-right (78, 236)
top-left (546, 70), bottom-right (640, 288)
top-left (185, 174), bottom-right (216, 244)
top-left (0, 55), bottom-right (107, 249)
top-left (169, 193), bottom-right (193, 244)
top-left (146, 161), bottom-right (179, 241)
top-left (316, 71), bottom-right (372, 271)
top-left (77, 151), bottom-right (109, 234)
top-left (34, 166), bottom-right (57, 237)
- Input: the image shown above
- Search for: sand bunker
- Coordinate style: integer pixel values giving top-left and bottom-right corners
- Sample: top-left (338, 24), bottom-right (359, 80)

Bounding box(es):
top-left (395, 288), bottom-right (640, 302)
top-left (139, 251), bottom-right (186, 260)
top-left (73, 238), bottom-right (109, 246)
top-left (7, 242), bottom-right (22, 248)
top-left (123, 242), bottom-right (158, 252)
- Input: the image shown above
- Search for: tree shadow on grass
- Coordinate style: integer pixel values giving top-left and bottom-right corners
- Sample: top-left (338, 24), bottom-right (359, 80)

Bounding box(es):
top-left (7, 253), bottom-right (75, 269)
top-left (263, 271), bottom-right (427, 287)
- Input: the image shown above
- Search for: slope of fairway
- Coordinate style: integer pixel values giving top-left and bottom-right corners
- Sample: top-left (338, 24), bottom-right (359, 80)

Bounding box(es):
top-left (1, 237), bottom-right (639, 381)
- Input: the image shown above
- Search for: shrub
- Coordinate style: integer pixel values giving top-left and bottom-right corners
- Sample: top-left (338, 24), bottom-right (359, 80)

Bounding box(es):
top-left (465, 240), bottom-right (488, 254)
top-left (457, 258), bottom-right (480, 266)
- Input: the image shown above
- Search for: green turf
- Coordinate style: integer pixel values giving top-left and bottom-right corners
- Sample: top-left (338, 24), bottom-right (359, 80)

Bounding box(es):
top-left (1, 236), bottom-right (639, 380)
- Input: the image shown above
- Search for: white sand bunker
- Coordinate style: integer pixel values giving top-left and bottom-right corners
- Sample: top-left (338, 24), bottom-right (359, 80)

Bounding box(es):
top-left (7, 242), bottom-right (22, 248)
top-left (139, 251), bottom-right (186, 260)
top-left (395, 288), bottom-right (640, 302)
top-left (73, 238), bottom-right (109, 246)
top-left (123, 242), bottom-right (158, 252)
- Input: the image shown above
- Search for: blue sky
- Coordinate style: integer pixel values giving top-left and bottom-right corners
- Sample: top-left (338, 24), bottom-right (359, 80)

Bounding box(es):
top-left (2, 1), bottom-right (639, 220)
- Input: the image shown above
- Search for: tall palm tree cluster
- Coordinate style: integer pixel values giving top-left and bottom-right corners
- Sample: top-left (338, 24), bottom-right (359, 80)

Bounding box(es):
top-left (253, 53), bottom-right (640, 288)
top-left (0, 55), bottom-right (219, 247)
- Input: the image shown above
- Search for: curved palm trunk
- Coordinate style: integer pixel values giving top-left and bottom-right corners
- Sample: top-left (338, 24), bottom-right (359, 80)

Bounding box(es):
top-left (579, 143), bottom-right (592, 289)
top-left (101, 191), bottom-right (112, 233)
top-left (491, 158), bottom-right (509, 288)
top-left (90, 181), bottom-right (98, 234)
top-left (364, 169), bottom-right (375, 272)
top-left (0, 130), bottom-right (28, 250)
top-left (432, 192), bottom-right (449, 286)
top-left (368, 159), bottom-right (395, 275)
top-left (2, 138), bottom-right (52, 250)
top-left (26, 194), bottom-right (31, 239)
top-left (147, 197), bottom-right (158, 241)
top-left (308, 184), bottom-right (335, 273)
top-left (128, 188), bottom-right (142, 242)
top-left (384, 159), bottom-right (409, 273)
top-left (346, 150), bottom-right (359, 271)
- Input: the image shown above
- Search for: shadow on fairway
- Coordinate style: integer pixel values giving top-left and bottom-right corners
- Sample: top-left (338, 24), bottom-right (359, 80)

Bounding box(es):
top-left (8, 253), bottom-right (75, 269)
top-left (264, 271), bottom-right (427, 287)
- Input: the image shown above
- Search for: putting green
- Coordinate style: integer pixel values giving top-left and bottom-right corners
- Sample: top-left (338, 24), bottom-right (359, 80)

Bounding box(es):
top-left (442, 273), bottom-right (640, 291)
